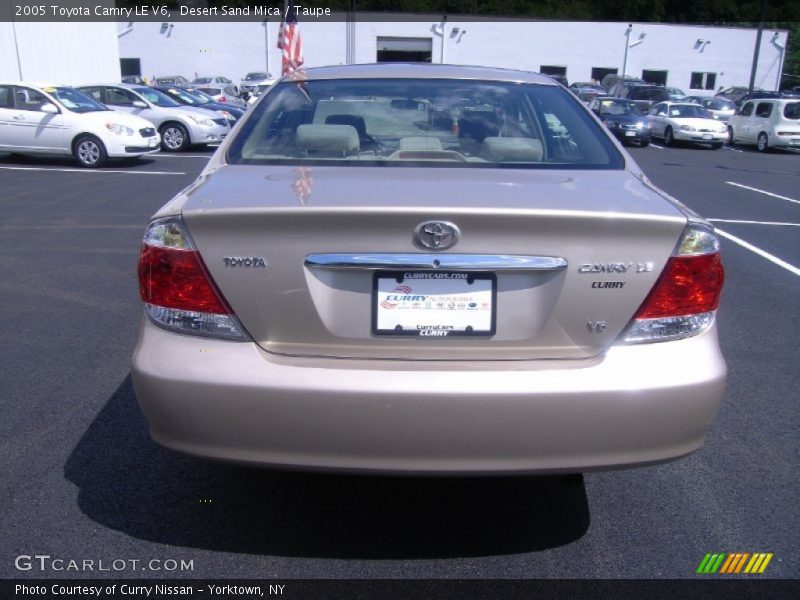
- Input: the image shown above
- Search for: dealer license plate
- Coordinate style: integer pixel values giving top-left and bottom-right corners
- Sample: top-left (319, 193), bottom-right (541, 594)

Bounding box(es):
top-left (625, 131), bottom-right (636, 137)
top-left (702, 134), bottom-right (713, 140)
top-left (373, 271), bottom-right (496, 336)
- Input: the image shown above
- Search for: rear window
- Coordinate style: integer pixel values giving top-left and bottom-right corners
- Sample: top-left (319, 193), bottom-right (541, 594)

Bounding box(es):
top-left (227, 78), bottom-right (623, 170)
top-left (598, 100), bottom-right (643, 116)
top-left (630, 88), bottom-right (669, 101)
top-left (706, 99), bottom-right (735, 111)
top-left (784, 103), bottom-right (800, 119)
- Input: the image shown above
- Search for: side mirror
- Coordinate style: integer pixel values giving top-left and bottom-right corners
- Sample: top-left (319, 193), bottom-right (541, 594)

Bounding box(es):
top-left (40, 103), bottom-right (59, 114)
top-left (132, 100), bottom-right (147, 108)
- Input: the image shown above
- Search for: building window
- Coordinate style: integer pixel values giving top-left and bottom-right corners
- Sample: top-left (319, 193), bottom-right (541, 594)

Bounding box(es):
top-left (120, 58), bottom-right (141, 77)
top-left (540, 65), bottom-right (567, 77)
top-left (642, 70), bottom-right (667, 86)
top-left (690, 72), bottom-right (717, 90)
top-left (591, 67), bottom-right (617, 83)
top-left (376, 37), bottom-right (432, 63)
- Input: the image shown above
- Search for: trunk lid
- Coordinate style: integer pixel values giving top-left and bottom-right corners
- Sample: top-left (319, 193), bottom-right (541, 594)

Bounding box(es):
top-left (181, 165), bottom-right (687, 360)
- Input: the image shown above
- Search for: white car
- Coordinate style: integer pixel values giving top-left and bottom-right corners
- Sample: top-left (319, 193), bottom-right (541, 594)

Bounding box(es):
top-left (0, 83), bottom-right (160, 167)
top-left (240, 71), bottom-right (274, 95)
top-left (647, 102), bottom-right (728, 148)
top-left (247, 81), bottom-right (276, 106)
top-left (727, 98), bottom-right (800, 152)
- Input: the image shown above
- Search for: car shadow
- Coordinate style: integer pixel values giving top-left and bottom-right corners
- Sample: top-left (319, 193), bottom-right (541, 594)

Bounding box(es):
top-left (0, 152), bottom-right (150, 169)
top-left (64, 375), bottom-right (591, 560)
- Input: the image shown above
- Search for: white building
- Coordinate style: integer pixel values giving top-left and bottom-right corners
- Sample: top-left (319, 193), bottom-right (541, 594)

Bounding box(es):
top-left (0, 14), bottom-right (787, 93)
top-left (0, 21), bottom-right (121, 84)
top-left (117, 17), bottom-right (788, 93)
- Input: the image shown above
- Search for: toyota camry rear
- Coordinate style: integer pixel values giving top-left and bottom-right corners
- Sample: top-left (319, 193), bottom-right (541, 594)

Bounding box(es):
top-left (132, 65), bottom-right (726, 474)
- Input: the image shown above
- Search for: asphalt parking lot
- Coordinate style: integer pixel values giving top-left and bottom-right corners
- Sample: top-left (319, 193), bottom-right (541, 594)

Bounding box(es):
top-left (1, 143), bottom-right (798, 582)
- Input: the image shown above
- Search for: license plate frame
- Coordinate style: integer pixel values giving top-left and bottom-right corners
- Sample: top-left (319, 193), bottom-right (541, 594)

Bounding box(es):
top-left (372, 271), bottom-right (496, 337)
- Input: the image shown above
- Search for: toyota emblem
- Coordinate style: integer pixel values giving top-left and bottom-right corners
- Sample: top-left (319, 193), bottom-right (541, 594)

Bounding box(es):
top-left (414, 221), bottom-right (460, 250)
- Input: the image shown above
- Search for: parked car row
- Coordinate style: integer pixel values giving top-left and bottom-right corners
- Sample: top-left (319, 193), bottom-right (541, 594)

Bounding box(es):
top-left (0, 81), bottom-right (246, 167)
top-left (126, 72), bottom-right (280, 104)
top-left (0, 83), bottom-right (161, 167)
top-left (574, 73), bottom-right (799, 152)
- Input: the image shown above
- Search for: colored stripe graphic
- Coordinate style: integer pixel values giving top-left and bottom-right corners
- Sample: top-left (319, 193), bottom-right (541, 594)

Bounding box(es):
top-left (700, 553), bottom-right (773, 575)
top-left (697, 553), bottom-right (726, 574)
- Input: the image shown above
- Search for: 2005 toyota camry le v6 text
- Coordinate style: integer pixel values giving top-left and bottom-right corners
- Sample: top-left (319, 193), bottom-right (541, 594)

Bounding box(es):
top-left (132, 64), bottom-right (726, 474)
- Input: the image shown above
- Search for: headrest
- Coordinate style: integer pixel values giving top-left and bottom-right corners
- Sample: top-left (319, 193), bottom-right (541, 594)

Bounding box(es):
top-left (399, 137), bottom-right (443, 151)
top-left (481, 137), bottom-right (543, 162)
top-left (325, 114), bottom-right (368, 139)
top-left (295, 124), bottom-right (360, 156)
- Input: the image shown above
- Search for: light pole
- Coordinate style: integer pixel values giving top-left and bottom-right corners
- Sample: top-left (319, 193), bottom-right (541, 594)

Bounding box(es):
top-left (622, 24), bottom-right (646, 79)
top-left (772, 32), bottom-right (786, 91)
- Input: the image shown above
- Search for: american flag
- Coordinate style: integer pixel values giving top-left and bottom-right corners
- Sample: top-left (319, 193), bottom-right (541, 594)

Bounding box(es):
top-left (277, 5), bottom-right (303, 76)
top-left (292, 167), bottom-right (314, 205)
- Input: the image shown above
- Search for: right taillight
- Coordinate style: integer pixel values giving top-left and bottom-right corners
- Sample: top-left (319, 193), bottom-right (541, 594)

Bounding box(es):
top-left (137, 216), bottom-right (247, 340)
top-left (622, 224), bottom-right (724, 344)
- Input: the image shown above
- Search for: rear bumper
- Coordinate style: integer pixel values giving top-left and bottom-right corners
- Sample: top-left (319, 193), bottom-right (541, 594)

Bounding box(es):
top-left (132, 317), bottom-right (726, 474)
top-left (768, 134), bottom-right (800, 148)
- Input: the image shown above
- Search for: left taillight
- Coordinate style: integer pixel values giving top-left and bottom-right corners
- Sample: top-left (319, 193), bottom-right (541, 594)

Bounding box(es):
top-left (621, 223), bottom-right (724, 344)
top-left (137, 217), bottom-right (247, 340)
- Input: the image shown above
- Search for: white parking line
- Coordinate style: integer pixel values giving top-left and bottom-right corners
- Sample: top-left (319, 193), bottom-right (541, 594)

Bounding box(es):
top-left (725, 182), bottom-right (800, 206)
top-left (709, 219), bottom-right (800, 227)
top-left (716, 228), bottom-right (800, 277)
top-left (722, 146), bottom-right (744, 153)
top-left (0, 166), bottom-right (185, 175)
top-left (150, 154), bottom-right (212, 159)
top-left (648, 143), bottom-right (664, 150)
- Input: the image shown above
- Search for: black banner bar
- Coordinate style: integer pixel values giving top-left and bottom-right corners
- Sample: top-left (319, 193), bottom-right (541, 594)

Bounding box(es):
top-left (2, 579), bottom-right (800, 600)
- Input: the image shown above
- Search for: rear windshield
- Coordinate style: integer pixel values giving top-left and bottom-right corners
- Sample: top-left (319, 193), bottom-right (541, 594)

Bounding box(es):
top-left (706, 99), bottom-right (735, 110)
top-left (227, 78), bottom-right (623, 169)
top-left (784, 103), bottom-right (800, 119)
top-left (630, 88), bottom-right (668, 101)
top-left (597, 99), bottom-right (643, 116)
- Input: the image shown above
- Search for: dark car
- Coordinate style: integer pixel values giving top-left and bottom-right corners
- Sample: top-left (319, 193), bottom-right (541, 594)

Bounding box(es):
top-left (589, 97), bottom-right (651, 146)
top-left (601, 74), bottom-right (644, 93)
top-left (716, 86), bottom-right (760, 104)
top-left (547, 74), bottom-right (569, 87)
top-left (736, 90), bottom-right (799, 107)
top-left (610, 84), bottom-right (670, 112)
top-left (153, 86), bottom-right (245, 125)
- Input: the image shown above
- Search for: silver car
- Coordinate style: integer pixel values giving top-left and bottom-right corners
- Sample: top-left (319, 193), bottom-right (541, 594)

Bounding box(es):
top-left (133, 65), bottom-right (726, 474)
top-left (684, 96), bottom-right (737, 122)
top-left (193, 85), bottom-right (247, 109)
top-left (78, 84), bottom-right (230, 151)
top-left (240, 71), bottom-right (274, 95)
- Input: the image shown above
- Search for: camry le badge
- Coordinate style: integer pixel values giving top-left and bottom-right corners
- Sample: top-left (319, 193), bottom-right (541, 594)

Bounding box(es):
top-left (415, 221), bottom-right (460, 250)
